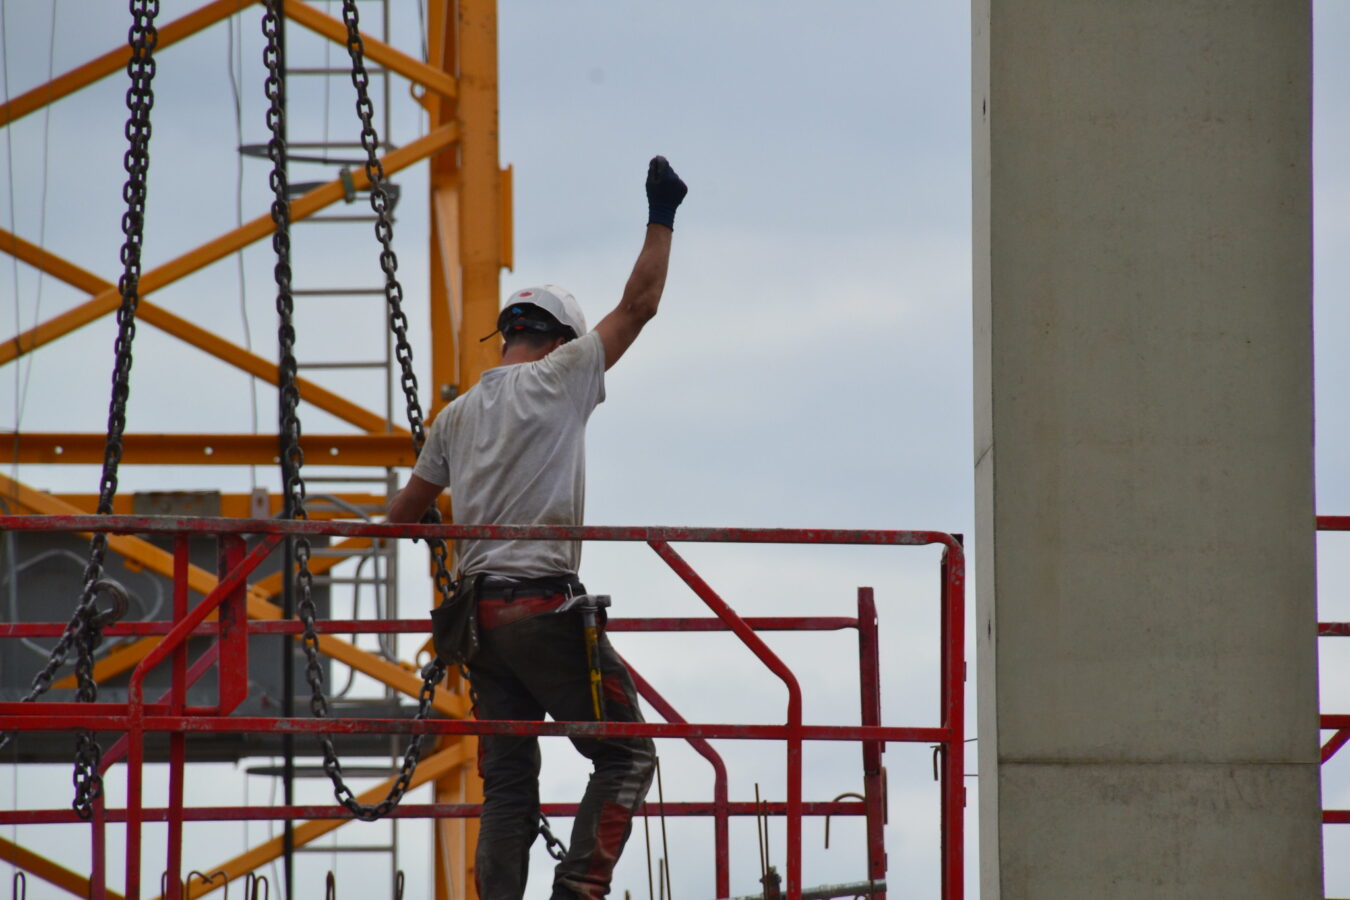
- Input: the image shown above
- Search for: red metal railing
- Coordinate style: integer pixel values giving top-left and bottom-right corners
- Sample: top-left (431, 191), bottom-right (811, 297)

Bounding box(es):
top-left (0, 516), bottom-right (966, 900)
top-left (1320, 515), bottom-right (1350, 829)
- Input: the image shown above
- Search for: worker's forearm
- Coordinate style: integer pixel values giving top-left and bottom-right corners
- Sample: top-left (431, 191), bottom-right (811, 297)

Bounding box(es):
top-left (619, 225), bottom-right (673, 321)
top-left (386, 475), bottom-right (443, 523)
top-left (386, 492), bottom-right (422, 524)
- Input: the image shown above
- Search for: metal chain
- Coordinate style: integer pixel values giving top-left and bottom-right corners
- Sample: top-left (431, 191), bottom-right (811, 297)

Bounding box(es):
top-left (338, 0), bottom-right (456, 608)
top-left (0, 2), bottom-right (160, 815)
top-left (72, 0), bottom-right (160, 819)
top-left (539, 812), bottom-right (569, 862)
top-left (262, 0), bottom-right (448, 822)
top-left (336, 0), bottom-right (476, 729)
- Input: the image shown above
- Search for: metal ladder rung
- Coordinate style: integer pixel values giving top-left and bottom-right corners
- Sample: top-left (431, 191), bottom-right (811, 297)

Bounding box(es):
top-left (308, 547), bottom-right (392, 558)
top-left (295, 846), bottom-right (395, 854)
top-left (292, 287), bottom-right (388, 296)
top-left (303, 215), bottom-right (387, 224)
top-left (285, 140), bottom-right (394, 150)
top-left (298, 361), bottom-right (389, 370)
top-left (306, 475), bottom-right (393, 484)
top-left (287, 67), bottom-right (389, 77)
top-left (312, 576), bottom-right (388, 586)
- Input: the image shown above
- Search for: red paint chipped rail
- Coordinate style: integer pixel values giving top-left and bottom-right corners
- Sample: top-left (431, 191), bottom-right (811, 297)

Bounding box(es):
top-left (0, 515), bottom-right (965, 900)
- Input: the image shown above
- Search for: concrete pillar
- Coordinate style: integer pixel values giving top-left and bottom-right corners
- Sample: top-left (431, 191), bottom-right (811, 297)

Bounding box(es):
top-left (972, 2), bottom-right (1322, 897)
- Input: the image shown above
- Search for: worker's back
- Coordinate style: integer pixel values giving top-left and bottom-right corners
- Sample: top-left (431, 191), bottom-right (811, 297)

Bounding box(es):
top-left (413, 330), bottom-right (607, 579)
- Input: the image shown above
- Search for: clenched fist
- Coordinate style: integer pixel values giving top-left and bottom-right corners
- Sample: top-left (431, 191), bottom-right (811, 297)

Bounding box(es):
top-left (645, 156), bottom-right (688, 230)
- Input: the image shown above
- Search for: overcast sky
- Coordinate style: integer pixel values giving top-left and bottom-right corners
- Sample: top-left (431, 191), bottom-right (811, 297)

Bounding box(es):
top-left (2, 2), bottom-right (1347, 898)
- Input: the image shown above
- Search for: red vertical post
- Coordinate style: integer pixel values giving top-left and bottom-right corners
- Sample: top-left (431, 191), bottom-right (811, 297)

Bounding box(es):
top-left (165, 534), bottom-right (191, 900)
top-left (939, 541), bottom-right (966, 899)
top-left (857, 587), bottom-right (887, 898)
top-left (125, 666), bottom-right (146, 898)
top-left (90, 796), bottom-right (107, 900)
top-left (217, 534), bottom-right (249, 714)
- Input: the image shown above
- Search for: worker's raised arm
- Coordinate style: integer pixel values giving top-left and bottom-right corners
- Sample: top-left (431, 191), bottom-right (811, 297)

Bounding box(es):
top-left (594, 156), bottom-right (687, 371)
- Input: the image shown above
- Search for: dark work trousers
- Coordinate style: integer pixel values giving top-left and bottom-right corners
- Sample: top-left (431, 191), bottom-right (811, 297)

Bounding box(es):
top-left (468, 606), bottom-right (656, 900)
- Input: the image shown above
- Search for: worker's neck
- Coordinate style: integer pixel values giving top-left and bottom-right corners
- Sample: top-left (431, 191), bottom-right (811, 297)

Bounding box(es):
top-left (499, 340), bottom-right (562, 367)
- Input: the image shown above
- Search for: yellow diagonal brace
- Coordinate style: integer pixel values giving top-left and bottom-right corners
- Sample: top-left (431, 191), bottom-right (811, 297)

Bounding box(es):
top-left (171, 740), bottom-right (475, 900)
top-left (0, 836), bottom-right (126, 900)
top-left (284, 1), bottom-right (457, 100)
top-left (0, 473), bottom-right (467, 719)
top-left (0, 229), bottom-right (399, 435)
top-left (0, 123), bottom-right (458, 366)
top-left (49, 536), bottom-right (370, 690)
top-left (0, 0), bottom-right (256, 128)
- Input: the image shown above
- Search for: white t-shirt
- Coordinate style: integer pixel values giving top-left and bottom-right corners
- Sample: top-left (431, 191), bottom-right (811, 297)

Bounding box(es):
top-left (412, 331), bottom-right (606, 579)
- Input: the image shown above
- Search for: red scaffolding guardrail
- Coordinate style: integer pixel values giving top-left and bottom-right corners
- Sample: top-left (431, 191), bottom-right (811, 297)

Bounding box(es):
top-left (1320, 515), bottom-right (1350, 829)
top-left (0, 515), bottom-right (966, 900)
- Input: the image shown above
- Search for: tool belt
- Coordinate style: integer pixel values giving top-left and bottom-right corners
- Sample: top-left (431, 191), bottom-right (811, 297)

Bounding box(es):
top-left (476, 576), bottom-right (585, 630)
top-left (429, 574), bottom-right (484, 666)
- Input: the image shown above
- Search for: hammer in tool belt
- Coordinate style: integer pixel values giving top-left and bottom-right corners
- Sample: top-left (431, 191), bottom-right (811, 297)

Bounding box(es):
top-left (557, 593), bottom-right (612, 720)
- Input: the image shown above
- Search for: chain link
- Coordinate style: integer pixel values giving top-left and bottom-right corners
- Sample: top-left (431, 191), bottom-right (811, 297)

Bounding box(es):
top-left (0, 1), bottom-right (160, 815)
top-left (261, 0), bottom-right (452, 822)
top-left (539, 812), bottom-right (569, 862)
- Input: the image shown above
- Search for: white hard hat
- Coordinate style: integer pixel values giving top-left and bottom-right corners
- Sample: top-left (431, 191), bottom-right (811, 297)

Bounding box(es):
top-left (502, 285), bottom-right (587, 339)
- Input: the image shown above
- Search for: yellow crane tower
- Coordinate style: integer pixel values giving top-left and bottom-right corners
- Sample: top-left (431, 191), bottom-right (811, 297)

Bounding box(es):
top-left (0, 2), bottom-right (508, 897)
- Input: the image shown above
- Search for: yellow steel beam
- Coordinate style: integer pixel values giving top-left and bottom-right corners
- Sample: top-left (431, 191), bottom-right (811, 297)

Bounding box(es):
top-left (0, 0), bottom-right (255, 128)
top-left (0, 123), bottom-right (458, 367)
top-left (1, 228), bottom-right (106, 295)
top-left (429, 185), bottom-right (463, 413)
top-left (427, 0), bottom-right (461, 421)
top-left (4, 433), bottom-right (416, 467)
top-left (0, 473), bottom-right (466, 718)
top-left (456, 0), bottom-right (505, 399)
top-left (500, 163), bottom-right (514, 272)
top-left (54, 492), bottom-right (388, 519)
top-left (170, 740), bottom-right (475, 900)
top-left (137, 304), bottom-right (399, 435)
top-left (0, 228), bottom-right (398, 435)
top-left (0, 836), bottom-right (125, 900)
top-left (429, 3), bottom-right (499, 895)
top-left (284, 0), bottom-right (457, 100)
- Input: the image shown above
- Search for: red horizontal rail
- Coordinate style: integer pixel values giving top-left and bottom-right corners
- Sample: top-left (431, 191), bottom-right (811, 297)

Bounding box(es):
top-left (0, 713), bottom-right (946, 744)
top-left (1321, 623), bottom-right (1350, 637)
top-left (1318, 516), bottom-right (1350, 531)
top-left (1327, 811), bottom-right (1350, 825)
top-left (0, 616), bottom-right (859, 639)
top-left (0, 514), bottom-right (960, 549)
top-left (0, 801), bottom-right (867, 827)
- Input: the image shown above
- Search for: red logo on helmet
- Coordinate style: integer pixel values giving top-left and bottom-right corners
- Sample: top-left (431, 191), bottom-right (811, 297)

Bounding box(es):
top-left (519, 291), bottom-right (533, 297)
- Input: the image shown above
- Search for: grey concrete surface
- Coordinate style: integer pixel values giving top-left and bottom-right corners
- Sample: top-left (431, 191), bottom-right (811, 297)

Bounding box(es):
top-left (998, 762), bottom-right (1323, 899)
top-left (972, 0), bottom-right (1323, 896)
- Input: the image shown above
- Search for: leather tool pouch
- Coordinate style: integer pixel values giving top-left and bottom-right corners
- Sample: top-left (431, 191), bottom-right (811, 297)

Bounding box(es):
top-left (430, 574), bottom-right (482, 666)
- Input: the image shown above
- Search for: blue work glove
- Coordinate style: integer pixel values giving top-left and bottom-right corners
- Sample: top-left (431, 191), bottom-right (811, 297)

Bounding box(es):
top-left (646, 156), bottom-right (688, 230)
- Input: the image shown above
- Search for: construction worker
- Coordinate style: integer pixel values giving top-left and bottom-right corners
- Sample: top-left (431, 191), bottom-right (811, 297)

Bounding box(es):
top-left (387, 156), bottom-right (688, 900)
